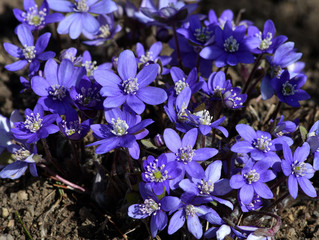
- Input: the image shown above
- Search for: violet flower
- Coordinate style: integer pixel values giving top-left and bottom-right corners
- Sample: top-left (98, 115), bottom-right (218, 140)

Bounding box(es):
top-left (47, 0), bottom-right (118, 39)
top-left (0, 145), bottom-right (40, 179)
top-left (10, 104), bottom-right (59, 144)
top-left (270, 70), bottom-right (310, 107)
top-left (87, 107), bottom-right (153, 159)
top-left (271, 115), bottom-right (297, 138)
top-left (281, 142), bottom-right (317, 199)
top-left (59, 47), bottom-right (82, 65)
top-left (142, 153), bottom-right (181, 195)
top-left (200, 20), bottom-right (254, 67)
top-left (163, 128), bottom-right (218, 188)
top-left (231, 124), bottom-right (293, 161)
top-left (4, 24), bottom-right (55, 72)
top-left (83, 13), bottom-right (122, 46)
top-left (13, 0), bottom-right (64, 31)
top-left (31, 58), bottom-right (85, 115)
top-left (230, 158), bottom-right (276, 204)
top-left (307, 120), bottom-right (319, 170)
top-left (93, 50), bottom-right (167, 114)
top-left (128, 183), bottom-right (181, 238)
top-left (81, 50), bottom-right (111, 79)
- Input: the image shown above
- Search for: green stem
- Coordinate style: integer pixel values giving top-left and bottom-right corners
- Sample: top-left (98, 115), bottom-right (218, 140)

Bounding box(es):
top-left (15, 211), bottom-right (34, 240)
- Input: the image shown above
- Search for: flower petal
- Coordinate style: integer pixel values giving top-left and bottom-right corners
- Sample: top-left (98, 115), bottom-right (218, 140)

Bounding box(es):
top-left (136, 87), bottom-right (167, 105)
top-left (164, 128), bottom-right (181, 153)
top-left (118, 50), bottom-right (137, 80)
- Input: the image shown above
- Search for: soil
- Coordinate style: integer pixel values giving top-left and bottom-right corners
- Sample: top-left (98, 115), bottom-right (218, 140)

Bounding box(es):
top-left (1, 0), bottom-right (319, 239)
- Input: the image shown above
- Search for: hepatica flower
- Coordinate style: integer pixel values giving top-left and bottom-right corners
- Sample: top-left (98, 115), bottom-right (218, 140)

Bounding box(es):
top-left (93, 50), bottom-right (167, 114)
top-left (281, 142), bottom-right (317, 199)
top-left (271, 70), bottom-right (310, 107)
top-left (230, 159), bottom-right (275, 204)
top-left (47, 0), bottom-right (118, 39)
top-left (87, 107), bottom-right (153, 159)
top-left (31, 58), bottom-right (85, 115)
top-left (13, 0), bottom-right (64, 31)
top-left (142, 154), bottom-right (181, 195)
top-left (200, 20), bottom-right (254, 67)
top-left (307, 120), bottom-right (319, 170)
top-left (4, 24), bottom-right (55, 72)
top-left (10, 104), bottom-right (59, 144)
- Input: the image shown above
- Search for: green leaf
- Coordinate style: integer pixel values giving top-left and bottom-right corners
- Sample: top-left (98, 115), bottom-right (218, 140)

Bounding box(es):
top-left (299, 126), bottom-right (308, 142)
top-left (141, 139), bottom-right (158, 149)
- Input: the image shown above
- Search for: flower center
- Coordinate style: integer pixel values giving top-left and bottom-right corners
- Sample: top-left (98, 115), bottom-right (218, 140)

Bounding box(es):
top-left (185, 204), bottom-right (196, 217)
top-left (223, 88), bottom-right (244, 108)
top-left (197, 179), bottom-right (214, 194)
top-left (282, 81), bottom-right (296, 96)
top-left (256, 32), bottom-right (273, 50)
top-left (82, 60), bottom-right (98, 77)
top-left (193, 110), bottom-right (212, 126)
top-left (270, 65), bottom-right (282, 78)
top-left (122, 77), bottom-right (139, 94)
top-left (62, 120), bottom-right (81, 136)
top-left (98, 24), bottom-right (111, 38)
top-left (24, 112), bottom-right (43, 133)
top-left (224, 36), bottom-right (239, 52)
top-left (76, 86), bottom-right (101, 106)
top-left (241, 194), bottom-right (262, 211)
top-left (110, 118), bottom-right (129, 136)
top-left (244, 169), bottom-right (260, 184)
top-left (194, 27), bottom-right (212, 43)
top-left (22, 6), bottom-right (47, 26)
top-left (174, 78), bottom-right (189, 95)
top-left (23, 45), bottom-right (36, 62)
top-left (14, 148), bottom-right (31, 161)
top-left (74, 0), bottom-right (89, 12)
top-left (252, 135), bottom-right (272, 152)
top-left (177, 103), bottom-right (189, 122)
top-left (139, 198), bottom-right (160, 216)
top-left (176, 145), bottom-right (195, 164)
top-left (292, 161), bottom-right (306, 177)
top-left (48, 85), bottom-right (67, 101)
top-left (144, 159), bottom-right (168, 183)
top-left (140, 51), bottom-right (154, 64)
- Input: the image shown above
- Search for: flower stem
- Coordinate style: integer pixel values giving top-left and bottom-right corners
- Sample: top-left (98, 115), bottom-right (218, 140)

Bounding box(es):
top-left (172, 23), bottom-right (184, 69)
top-left (242, 53), bottom-right (264, 93)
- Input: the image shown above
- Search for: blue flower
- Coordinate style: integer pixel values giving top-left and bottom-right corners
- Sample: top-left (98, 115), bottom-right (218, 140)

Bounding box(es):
top-left (281, 142), bottom-right (317, 199)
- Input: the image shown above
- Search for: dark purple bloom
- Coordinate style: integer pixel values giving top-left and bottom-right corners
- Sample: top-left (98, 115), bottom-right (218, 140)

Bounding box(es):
top-left (13, 0), bottom-right (64, 31)
top-left (200, 20), bottom-right (254, 67)
top-left (163, 128), bottom-right (218, 188)
top-left (239, 192), bottom-right (263, 212)
top-left (83, 13), bottom-right (121, 46)
top-left (93, 50), bottom-right (167, 114)
top-left (4, 24), bottom-right (55, 72)
top-left (231, 124), bottom-right (293, 161)
top-left (270, 70), bottom-right (310, 107)
top-left (142, 153), bottom-right (181, 195)
top-left (307, 120), bottom-right (319, 170)
top-left (179, 160), bottom-right (233, 209)
top-left (136, 41), bottom-right (171, 74)
top-left (247, 19), bottom-right (287, 54)
top-left (31, 58), bottom-right (85, 115)
top-left (47, 0), bottom-right (118, 39)
top-left (57, 111), bottom-right (92, 141)
top-left (128, 183), bottom-right (180, 238)
top-left (0, 145), bottom-right (39, 179)
top-left (87, 107), bottom-right (153, 159)
top-left (281, 142), bottom-right (316, 199)
top-left (10, 104), bottom-right (59, 144)
top-left (223, 87), bottom-right (247, 109)
top-left (230, 159), bottom-right (275, 204)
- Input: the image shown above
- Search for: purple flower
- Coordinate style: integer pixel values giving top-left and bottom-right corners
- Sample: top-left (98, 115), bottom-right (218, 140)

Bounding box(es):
top-left (47, 0), bottom-right (118, 39)
top-left (307, 120), bottom-right (319, 170)
top-left (163, 128), bottom-right (218, 188)
top-left (179, 160), bottom-right (233, 209)
top-left (93, 50), bottom-right (167, 114)
top-left (57, 111), bottom-right (92, 141)
top-left (87, 107), bottom-right (153, 159)
top-left (0, 145), bottom-right (40, 179)
top-left (247, 19), bottom-right (287, 54)
top-left (81, 50), bottom-right (111, 79)
top-left (4, 24), bottom-right (55, 72)
top-left (231, 124), bottom-right (293, 161)
top-left (223, 87), bottom-right (247, 109)
top-left (271, 115), bottom-right (297, 138)
top-left (31, 58), bottom-right (85, 115)
top-left (270, 70), bottom-right (310, 107)
top-left (200, 20), bottom-right (254, 67)
top-left (13, 0), bottom-right (64, 31)
top-left (281, 142), bottom-right (317, 199)
top-left (142, 154), bottom-right (181, 195)
top-left (136, 41), bottom-right (171, 74)
top-left (59, 47), bottom-right (82, 65)
top-left (10, 104), bottom-right (59, 144)
top-left (83, 13), bottom-right (122, 46)
top-left (230, 159), bottom-right (275, 204)
top-left (239, 193), bottom-right (263, 212)
top-left (128, 182), bottom-right (180, 238)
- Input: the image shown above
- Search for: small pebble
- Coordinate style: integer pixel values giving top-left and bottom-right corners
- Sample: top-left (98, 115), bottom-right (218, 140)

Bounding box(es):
top-left (0, 234), bottom-right (14, 240)
top-left (1, 208), bottom-right (9, 218)
top-left (7, 219), bottom-right (14, 228)
top-left (17, 190), bottom-right (28, 201)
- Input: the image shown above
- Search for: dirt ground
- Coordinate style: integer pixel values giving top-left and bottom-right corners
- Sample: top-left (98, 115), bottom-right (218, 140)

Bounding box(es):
top-left (1, 0), bottom-right (319, 239)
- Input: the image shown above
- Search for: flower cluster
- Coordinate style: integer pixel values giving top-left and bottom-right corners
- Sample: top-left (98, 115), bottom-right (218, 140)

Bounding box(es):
top-left (1, 0), bottom-right (317, 239)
